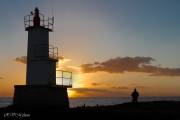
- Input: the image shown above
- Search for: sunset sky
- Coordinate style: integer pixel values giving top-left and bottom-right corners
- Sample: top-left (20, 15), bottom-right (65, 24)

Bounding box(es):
top-left (0, 0), bottom-right (180, 97)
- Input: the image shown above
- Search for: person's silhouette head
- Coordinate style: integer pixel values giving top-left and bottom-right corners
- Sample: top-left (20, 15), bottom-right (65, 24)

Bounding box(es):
top-left (134, 88), bottom-right (137, 92)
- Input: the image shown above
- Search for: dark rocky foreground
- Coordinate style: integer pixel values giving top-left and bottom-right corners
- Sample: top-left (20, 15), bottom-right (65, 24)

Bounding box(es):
top-left (0, 101), bottom-right (180, 119)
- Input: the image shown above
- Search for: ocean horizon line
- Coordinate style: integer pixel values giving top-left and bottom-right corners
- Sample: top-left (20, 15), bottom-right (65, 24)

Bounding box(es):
top-left (1, 96), bottom-right (180, 108)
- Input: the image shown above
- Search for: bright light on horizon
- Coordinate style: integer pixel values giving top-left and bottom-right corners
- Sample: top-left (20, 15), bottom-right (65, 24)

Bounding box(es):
top-left (56, 58), bottom-right (83, 98)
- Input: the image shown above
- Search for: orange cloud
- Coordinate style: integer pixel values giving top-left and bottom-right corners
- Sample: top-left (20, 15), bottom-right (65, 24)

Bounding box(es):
top-left (81, 57), bottom-right (180, 76)
top-left (69, 87), bottom-right (130, 97)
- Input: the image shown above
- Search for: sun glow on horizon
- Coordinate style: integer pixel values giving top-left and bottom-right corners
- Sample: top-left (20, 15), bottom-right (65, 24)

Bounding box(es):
top-left (56, 58), bottom-right (84, 98)
top-left (67, 89), bottom-right (78, 98)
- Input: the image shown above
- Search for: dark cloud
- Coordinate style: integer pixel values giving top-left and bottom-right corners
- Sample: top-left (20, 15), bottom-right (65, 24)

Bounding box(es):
top-left (70, 88), bottom-right (107, 94)
top-left (91, 83), bottom-right (101, 86)
top-left (81, 57), bottom-right (180, 76)
top-left (15, 56), bottom-right (27, 64)
top-left (139, 65), bottom-right (180, 76)
top-left (112, 85), bottom-right (145, 90)
top-left (112, 86), bottom-right (129, 90)
top-left (81, 57), bottom-right (154, 73)
top-left (14, 55), bottom-right (64, 65)
top-left (58, 56), bottom-right (65, 60)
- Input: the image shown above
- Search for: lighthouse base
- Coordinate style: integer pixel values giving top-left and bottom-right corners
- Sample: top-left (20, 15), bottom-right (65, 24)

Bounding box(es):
top-left (13, 85), bottom-right (69, 109)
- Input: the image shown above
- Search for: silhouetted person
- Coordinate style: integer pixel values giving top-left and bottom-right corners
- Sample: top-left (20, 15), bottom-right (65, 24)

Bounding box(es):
top-left (131, 88), bottom-right (139, 103)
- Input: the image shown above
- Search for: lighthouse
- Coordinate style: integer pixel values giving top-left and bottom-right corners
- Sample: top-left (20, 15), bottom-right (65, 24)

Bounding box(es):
top-left (13, 8), bottom-right (72, 108)
top-left (26, 7), bottom-right (57, 85)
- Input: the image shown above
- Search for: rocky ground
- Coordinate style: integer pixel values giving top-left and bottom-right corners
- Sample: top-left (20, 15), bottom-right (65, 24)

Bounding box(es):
top-left (0, 101), bottom-right (180, 119)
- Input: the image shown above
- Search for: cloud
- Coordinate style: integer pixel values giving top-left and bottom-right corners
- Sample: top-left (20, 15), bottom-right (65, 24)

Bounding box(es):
top-left (81, 57), bottom-right (154, 73)
top-left (15, 56), bottom-right (27, 64)
top-left (112, 86), bottom-right (129, 90)
top-left (91, 83), bottom-right (101, 86)
top-left (142, 65), bottom-right (180, 76)
top-left (14, 55), bottom-right (67, 64)
top-left (81, 57), bottom-right (180, 76)
top-left (70, 87), bottom-right (130, 97)
top-left (62, 66), bottom-right (81, 73)
top-left (0, 77), bottom-right (3, 79)
top-left (70, 88), bottom-right (107, 94)
top-left (112, 86), bottom-right (145, 90)
top-left (15, 56), bottom-right (71, 67)
top-left (58, 56), bottom-right (65, 60)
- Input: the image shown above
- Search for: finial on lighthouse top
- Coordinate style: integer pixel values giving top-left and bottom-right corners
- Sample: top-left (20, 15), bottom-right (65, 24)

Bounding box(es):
top-left (24, 7), bottom-right (54, 31)
top-left (33, 7), bottom-right (40, 27)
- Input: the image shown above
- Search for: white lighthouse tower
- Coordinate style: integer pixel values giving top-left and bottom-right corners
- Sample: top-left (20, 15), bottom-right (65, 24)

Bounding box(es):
top-left (26, 7), bottom-right (57, 85)
top-left (13, 8), bottom-right (72, 108)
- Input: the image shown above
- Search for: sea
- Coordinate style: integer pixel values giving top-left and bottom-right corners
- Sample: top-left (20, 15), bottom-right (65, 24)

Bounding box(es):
top-left (0, 97), bottom-right (180, 108)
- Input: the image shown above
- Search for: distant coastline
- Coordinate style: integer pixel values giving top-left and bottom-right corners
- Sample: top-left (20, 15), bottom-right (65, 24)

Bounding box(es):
top-left (1, 96), bottom-right (180, 108)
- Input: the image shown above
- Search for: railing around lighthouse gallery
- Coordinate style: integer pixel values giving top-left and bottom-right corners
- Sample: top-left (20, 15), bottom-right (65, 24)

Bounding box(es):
top-left (24, 12), bottom-right (54, 31)
top-left (56, 70), bottom-right (72, 87)
top-left (34, 44), bottom-right (59, 61)
top-left (49, 45), bottom-right (58, 60)
top-left (33, 44), bottom-right (59, 61)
